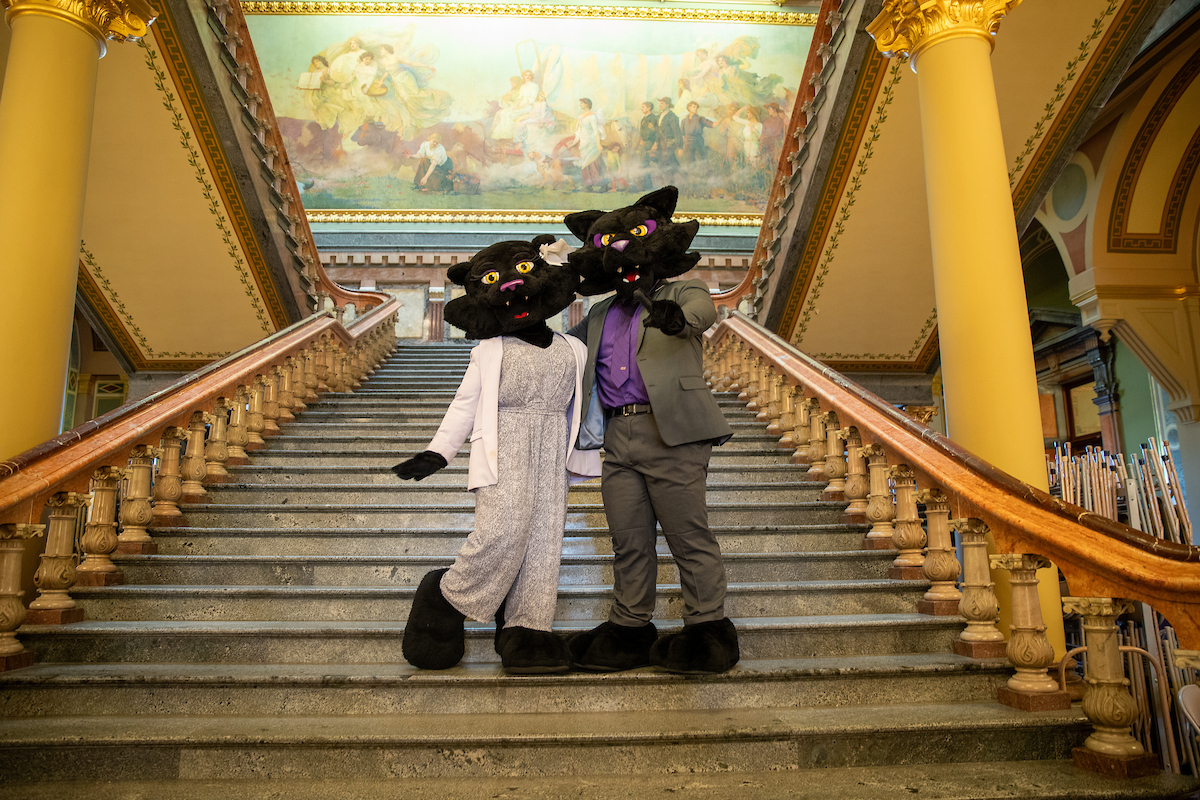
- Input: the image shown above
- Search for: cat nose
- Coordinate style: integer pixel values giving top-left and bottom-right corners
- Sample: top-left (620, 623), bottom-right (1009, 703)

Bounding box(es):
top-left (499, 279), bottom-right (524, 292)
top-left (610, 239), bottom-right (629, 252)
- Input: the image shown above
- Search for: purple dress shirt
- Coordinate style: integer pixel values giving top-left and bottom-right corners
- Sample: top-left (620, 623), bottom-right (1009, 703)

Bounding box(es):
top-left (595, 299), bottom-right (651, 409)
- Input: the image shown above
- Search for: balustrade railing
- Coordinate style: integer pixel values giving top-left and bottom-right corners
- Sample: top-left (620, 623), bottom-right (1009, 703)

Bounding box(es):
top-left (707, 311), bottom-right (1200, 776)
top-left (0, 298), bottom-right (399, 671)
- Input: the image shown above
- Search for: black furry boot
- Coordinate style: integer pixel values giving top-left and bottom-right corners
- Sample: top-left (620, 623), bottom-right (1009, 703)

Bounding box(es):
top-left (402, 568), bottom-right (467, 670)
top-left (649, 618), bottom-right (740, 674)
top-left (496, 626), bottom-right (571, 674)
top-left (567, 620), bottom-right (658, 672)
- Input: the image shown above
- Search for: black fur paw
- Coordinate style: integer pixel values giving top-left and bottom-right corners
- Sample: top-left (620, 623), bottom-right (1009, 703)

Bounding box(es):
top-left (646, 300), bottom-right (686, 335)
top-left (391, 451), bottom-right (448, 481)
top-left (650, 618), bottom-right (740, 675)
top-left (402, 568), bottom-right (466, 670)
top-left (496, 626), bottom-right (571, 674)
top-left (567, 620), bottom-right (658, 672)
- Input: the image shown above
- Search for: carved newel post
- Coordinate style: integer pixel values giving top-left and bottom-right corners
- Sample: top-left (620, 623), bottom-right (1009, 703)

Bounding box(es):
top-left (887, 465), bottom-right (925, 579)
top-left (0, 524), bottom-right (44, 671)
top-left (840, 428), bottom-right (868, 523)
top-left (1063, 597), bottom-right (1161, 778)
top-left (990, 553), bottom-right (1071, 710)
top-left (916, 489), bottom-right (960, 614)
top-left (76, 466), bottom-right (124, 585)
top-left (949, 518), bottom-right (1006, 658)
top-left (25, 492), bottom-right (89, 625)
top-left (860, 444), bottom-right (894, 549)
top-left (180, 411), bottom-right (211, 504)
top-left (116, 445), bottom-right (157, 556)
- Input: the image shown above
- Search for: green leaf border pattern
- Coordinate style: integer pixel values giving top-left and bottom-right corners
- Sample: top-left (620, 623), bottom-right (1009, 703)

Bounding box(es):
top-left (792, 58), bottom-right (906, 347)
top-left (813, 308), bottom-right (937, 361)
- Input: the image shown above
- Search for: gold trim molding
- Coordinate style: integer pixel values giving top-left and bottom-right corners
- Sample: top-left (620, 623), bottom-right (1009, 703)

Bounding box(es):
top-left (306, 209), bottom-right (763, 227)
top-left (866, 0), bottom-right (1021, 63)
top-left (242, 1), bottom-right (815, 24)
top-left (3, 0), bottom-right (157, 55)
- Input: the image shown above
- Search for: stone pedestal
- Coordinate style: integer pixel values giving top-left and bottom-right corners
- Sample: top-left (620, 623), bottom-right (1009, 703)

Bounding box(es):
top-left (1, 651), bottom-right (35, 672)
top-left (997, 684), bottom-right (1071, 711)
top-left (917, 598), bottom-right (960, 616)
top-left (952, 639), bottom-right (1008, 659)
top-left (1072, 747), bottom-right (1160, 779)
top-left (24, 607), bottom-right (85, 625)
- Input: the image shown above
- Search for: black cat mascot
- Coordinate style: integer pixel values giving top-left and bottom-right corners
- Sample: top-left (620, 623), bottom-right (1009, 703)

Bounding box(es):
top-left (564, 186), bottom-right (739, 675)
top-left (392, 235), bottom-right (601, 674)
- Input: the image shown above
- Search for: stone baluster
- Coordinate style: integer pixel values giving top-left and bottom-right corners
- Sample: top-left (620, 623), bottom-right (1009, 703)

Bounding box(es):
top-left (741, 355), bottom-right (761, 408)
top-left (763, 371), bottom-right (783, 430)
top-left (205, 399), bottom-right (232, 483)
top-left (949, 518), bottom-right (1007, 658)
top-left (1062, 597), bottom-right (1160, 777)
top-left (314, 340), bottom-right (331, 391)
top-left (181, 411), bottom-right (211, 503)
top-left (287, 357), bottom-right (306, 414)
top-left (709, 343), bottom-right (728, 391)
top-left (860, 444), bottom-right (894, 549)
top-left (720, 343), bottom-right (737, 392)
top-left (152, 427), bottom-right (187, 526)
top-left (917, 489), bottom-right (961, 614)
top-left (805, 399), bottom-right (827, 482)
top-left (247, 377), bottom-right (267, 451)
top-left (775, 383), bottom-right (798, 449)
top-left (726, 341), bottom-right (745, 395)
top-left (887, 465), bottom-right (925, 579)
top-left (76, 467), bottom-right (124, 586)
top-left (117, 445), bottom-right (158, 554)
top-left (349, 344), bottom-right (364, 389)
top-left (0, 523), bottom-right (44, 670)
top-left (791, 394), bottom-right (812, 465)
top-left (226, 389), bottom-right (251, 465)
top-left (341, 345), bottom-right (357, 391)
top-left (301, 348), bottom-right (319, 402)
top-left (755, 366), bottom-right (774, 423)
top-left (990, 553), bottom-right (1070, 710)
top-left (275, 365), bottom-right (296, 423)
top-left (261, 370), bottom-right (281, 436)
top-left (821, 411), bottom-right (846, 501)
top-left (840, 427), bottom-right (868, 523)
top-left (25, 492), bottom-right (89, 624)
top-left (327, 343), bottom-right (346, 393)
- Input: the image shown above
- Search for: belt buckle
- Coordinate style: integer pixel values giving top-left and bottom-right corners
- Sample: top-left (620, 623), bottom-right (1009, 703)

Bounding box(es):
top-left (621, 405), bottom-right (634, 417)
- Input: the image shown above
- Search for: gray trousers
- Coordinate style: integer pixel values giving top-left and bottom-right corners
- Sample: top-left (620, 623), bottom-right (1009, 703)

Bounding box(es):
top-left (601, 413), bottom-right (727, 626)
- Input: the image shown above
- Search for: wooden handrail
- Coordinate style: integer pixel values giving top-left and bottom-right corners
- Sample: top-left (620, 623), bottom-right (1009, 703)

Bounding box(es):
top-left (0, 296), bottom-right (400, 528)
top-left (710, 312), bottom-right (1200, 648)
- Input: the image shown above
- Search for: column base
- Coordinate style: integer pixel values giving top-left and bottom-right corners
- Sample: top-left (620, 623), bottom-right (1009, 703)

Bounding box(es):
top-left (997, 685), bottom-right (1071, 711)
top-left (862, 537), bottom-right (894, 550)
top-left (1072, 747), bottom-right (1160, 779)
top-left (181, 493), bottom-right (209, 505)
top-left (821, 489), bottom-right (845, 502)
top-left (203, 474), bottom-right (235, 485)
top-left (842, 513), bottom-right (867, 525)
top-left (0, 651), bottom-right (35, 672)
top-left (952, 639), bottom-right (1008, 659)
top-left (917, 598), bottom-right (960, 616)
top-left (116, 541), bottom-right (159, 555)
top-left (226, 456), bottom-right (251, 466)
top-left (24, 607), bottom-right (85, 625)
top-left (888, 565), bottom-right (925, 580)
top-left (789, 454), bottom-right (809, 465)
top-left (151, 515), bottom-right (183, 529)
top-left (245, 442), bottom-right (267, 452)
top-left (776, 440), bottom-right (794, 450)
top-left (75, 571), bottom-right (124, 586)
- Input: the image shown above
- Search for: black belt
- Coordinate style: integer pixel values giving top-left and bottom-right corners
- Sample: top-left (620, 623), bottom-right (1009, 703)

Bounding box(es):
top-left (605, 403), bottom-right (653, 418)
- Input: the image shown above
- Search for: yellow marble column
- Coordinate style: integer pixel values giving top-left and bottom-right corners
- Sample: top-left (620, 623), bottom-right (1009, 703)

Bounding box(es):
top-left (867, 0), bottom-right (1065, 658)
top-left (0, 0), bottom-right (155, 461)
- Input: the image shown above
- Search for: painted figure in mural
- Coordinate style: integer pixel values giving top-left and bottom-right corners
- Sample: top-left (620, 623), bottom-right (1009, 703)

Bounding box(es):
top-left (636, 101), bottom-right (658, 192)
top-left (514, 91), bottom-right (558, 156)
top-left (759, 101), bottom-right (786, 171)
top-left (673, 79), bottom-right (696, 119)
top-left (681, 101), bottom-right (714, 165)
top-left (716, 102), bottom-right (743, 171)
top-left (572, 98), bottom-right (607, 192)
top-left (732, 106), bottom-right (762, 167)
top-left (411, 133), bottom-right (454, 192)
top-left (602, 141), bottom-right (629, 193)
top-left (654, 97), bottom-right (682, 187)
top-left (492, 70), bottom-right (541, 142)
top-left (375, 41), bottom-right (453, 140)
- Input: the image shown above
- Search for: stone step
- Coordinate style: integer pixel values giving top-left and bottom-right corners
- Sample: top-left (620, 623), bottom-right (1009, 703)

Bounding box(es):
top-left (0, 654), bottom-right (1008, 718)
top-left (146, 524), bottom-right (872, 557)
top-left (276, 419), bottom-right (774, 436)
top-left (164, 500), bottom-right (849, 528)
top-left (4, 761), bottom-right (1196, 800)
top-left (18, 614), bottom-right (965, 665)
top-left (224, 462), bottom-right (812, 485)
top-left (257, 434), bottom-right (783, 451)
top-left (245, 449), bottom-right (802, 466)
top-left (69, 579), bottom-right (929, 622)
top-left (113, 550), bottom-right (895, 586)
top-left (198, 481), bottom-right (823, 505)
top-left (0, 704), bottom-right (1090, 781)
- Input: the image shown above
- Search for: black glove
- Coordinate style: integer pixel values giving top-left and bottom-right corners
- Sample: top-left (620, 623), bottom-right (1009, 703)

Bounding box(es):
top-left (645, 299), bottom-right (687, 336)
top-left (391, 451), bottom-right (448, 481)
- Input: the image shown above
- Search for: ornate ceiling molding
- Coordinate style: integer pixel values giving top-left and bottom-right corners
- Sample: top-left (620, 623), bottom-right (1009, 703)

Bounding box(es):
top-left (866, 0), bottom-right (1020, 63)
top-left (307, 209), bottom-right (763, 227)
top-left (2, 0), bottom-right (157, 56)
top-left (242, 1), bottom-right (816, 24)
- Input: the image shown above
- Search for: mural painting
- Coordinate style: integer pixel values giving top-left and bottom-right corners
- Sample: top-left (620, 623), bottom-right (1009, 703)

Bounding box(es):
top-left (245, 12), bottom-right (811, 215)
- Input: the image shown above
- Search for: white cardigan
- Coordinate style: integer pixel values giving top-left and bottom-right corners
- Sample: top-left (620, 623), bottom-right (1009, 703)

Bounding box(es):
top-left (425, 334), bottom-right (603, 491)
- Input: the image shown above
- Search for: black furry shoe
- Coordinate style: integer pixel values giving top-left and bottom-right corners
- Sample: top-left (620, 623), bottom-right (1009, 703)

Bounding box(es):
top-left (402, 568), bottom-right (466, 670)
top-left (650, 618), bottom-right (740, 675)
top-left (496, 626), bottom-right (571, 674)
top-left (567, 620), bottom-right (658, 672)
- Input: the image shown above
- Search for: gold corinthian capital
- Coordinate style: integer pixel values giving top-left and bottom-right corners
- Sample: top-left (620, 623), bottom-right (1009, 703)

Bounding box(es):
top-left (866, 0), bottom-right (1021, 63)
top-left (2, 0), bottom-right (157, 55)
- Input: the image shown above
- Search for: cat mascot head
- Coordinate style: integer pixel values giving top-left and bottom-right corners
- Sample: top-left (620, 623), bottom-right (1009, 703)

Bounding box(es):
top-left (443, 234), bottom-right (579, 339)
top-left (563, 186), bottom-right (701, 300)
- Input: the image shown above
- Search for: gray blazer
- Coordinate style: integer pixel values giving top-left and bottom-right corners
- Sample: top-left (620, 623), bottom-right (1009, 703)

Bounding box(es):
top-left (568, 279), bottom-right (733, 448)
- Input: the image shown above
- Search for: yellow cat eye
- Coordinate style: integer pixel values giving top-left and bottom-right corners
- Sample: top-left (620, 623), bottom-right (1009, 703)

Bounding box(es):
top-left (630, 225), bottom-right (649, 236)
top-left (481, 271), bottom-right (499, 284)
top-left (515, 261), bottom-right (534, 274)
top-left (600, 233), bottom-right (616, 246)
